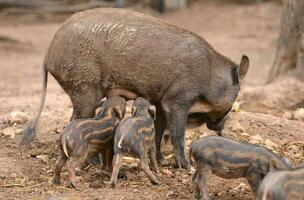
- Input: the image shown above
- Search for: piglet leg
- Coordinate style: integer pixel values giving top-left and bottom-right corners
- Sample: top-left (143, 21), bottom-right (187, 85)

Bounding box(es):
top-left (100, 151), bottom-right (107, 171)
top-left (110, 153), bottom-right (123, 187)
top-left (192, 170), bottom-right (202, 200)
top-left (246, 174), bottom-right (262, 194)
top-left (149, 142), bottom-right (160, 173)
top-left (53, 153), bottom-right (68, 185)
top-left (105, 149), bottom-right (114, 172)
top-left (140, 152), bottom-right (160, 185)
top-left (67, 157), bottom-right (83, 189)
top-left (192, 164), bottom-right (210, 200)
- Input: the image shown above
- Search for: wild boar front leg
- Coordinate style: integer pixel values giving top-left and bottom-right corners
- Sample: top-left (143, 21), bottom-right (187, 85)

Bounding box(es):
top-left (154, 104), bottom-right (166, 164)
top-left (162, 88), bottom-right (193, 169)
top-left (162, 101), bottom-right (190, 169)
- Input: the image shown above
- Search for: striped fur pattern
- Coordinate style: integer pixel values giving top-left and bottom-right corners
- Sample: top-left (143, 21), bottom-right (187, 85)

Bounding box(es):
top-left (189, 136), bottom-right (290, 200)
top-left (52, 96), bottom-right (126, 189)
top-left (110, 97), bottom-right (160, 187)
top-left (117, 100), bottom-right (134, 148)
top-left (257, 167), bottom-right (304, 200)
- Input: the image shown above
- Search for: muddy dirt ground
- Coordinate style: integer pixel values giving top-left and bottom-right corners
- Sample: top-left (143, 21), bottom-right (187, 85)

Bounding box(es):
top-left (0, 1), bottom-right (304, 200)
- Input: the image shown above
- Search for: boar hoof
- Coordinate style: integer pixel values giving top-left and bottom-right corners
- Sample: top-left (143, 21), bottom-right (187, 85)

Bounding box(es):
top-left (111, 181), bottom-right (117, 188)
top-left (104, 181), bottom-right (116, 188)
top-left (179, 158), bottom-right (190, 170)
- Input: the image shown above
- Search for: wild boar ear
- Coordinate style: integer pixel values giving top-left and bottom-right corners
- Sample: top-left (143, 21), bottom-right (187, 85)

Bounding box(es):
top-left (238, 55), bottom-right (249, 81)
top-left (113, 106), bottom-right (124, 119)
top-left (148, 105), bottom-right (156, 120)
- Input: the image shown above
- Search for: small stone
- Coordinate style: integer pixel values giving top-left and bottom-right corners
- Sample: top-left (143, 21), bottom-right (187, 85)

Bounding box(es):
top-left (54, 126), bottom-right (64, 134)
top-left (129, 162), bottom-right (138, 169)
top-left (232, 102), bottom-right (241, 112)
top-left (235, 132), bottom-right (250, 141)
top-left (293, 108), bottom-right (304, 121)
top-left (248, 134), bottom-right (264, 144)
top-left (9, 111), bottom-right (29, 124)
top-left (89, 179), bottom-right (103, 189)
top-left (241, 132), bottom-right (250, 137)
top-left (1, 127), bottom-right (17, 138)
top-left (181, 178), bottom-right (188, 184)
top-left (188, 166), bottom-right (196, 175)
top-left (282, 111), bottom-right (293, 119)
top-left (162, 169), bottom-right (174, 176)
top-left (229, 183), bottom-right (248, 193)
top-left (231, 122), bottom-right (245, 133)
top-left (125, 171), bottom-right (136, 180)
top-left (165, 191), bottom-right (174, 198)
top-left (47, 196), bottom-right (82, 200)
top-left (264, 139), bottom-right (280, 150)
top-left (36, 155), bottom-right (49, 163)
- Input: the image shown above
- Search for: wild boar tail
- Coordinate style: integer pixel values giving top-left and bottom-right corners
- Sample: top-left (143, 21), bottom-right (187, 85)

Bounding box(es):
top-left (117, 133), bottom-right (125, 149)
top-left (20, 64), bottom-right (48, 145)
top-left (62, 135), bottom-right (69, 158)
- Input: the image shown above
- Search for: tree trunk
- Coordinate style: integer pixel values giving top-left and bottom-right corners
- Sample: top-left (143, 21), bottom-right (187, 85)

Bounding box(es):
top-left (267, 0), bottom-right (304, 83)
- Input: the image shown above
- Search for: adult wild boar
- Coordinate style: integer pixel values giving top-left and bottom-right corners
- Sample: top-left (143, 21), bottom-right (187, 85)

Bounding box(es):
top-left (22, 8), bottom-right (249, 169)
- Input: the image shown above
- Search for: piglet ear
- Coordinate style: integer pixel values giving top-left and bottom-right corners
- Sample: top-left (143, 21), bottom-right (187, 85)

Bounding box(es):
top-left (97, 97), bottom-right (107, 107)
top-left (238, 55), bottom-right (250, 81)
top-left (114, 106), bottom-right (124, 119)
top-left (269, 159), bottom-right (287, 171)
top-left (148, 105), bottom-right (156, 120)
top-left (269, 160), bottom-right (277, 171)
top-left (131, 106), bottom-right (138, 116)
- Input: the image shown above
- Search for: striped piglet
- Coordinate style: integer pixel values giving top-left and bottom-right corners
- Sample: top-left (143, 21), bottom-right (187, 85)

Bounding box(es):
top-left (257, 164), bottom-right (304, 200)
top-left (189, 136), bottom-right (290, 200)
top-left (109, 97), bottom-right (160, 186)
top-left (52, 96), bottom-right (126, 188)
